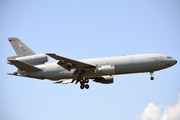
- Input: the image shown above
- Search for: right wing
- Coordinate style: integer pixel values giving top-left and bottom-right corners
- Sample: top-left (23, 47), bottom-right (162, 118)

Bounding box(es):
top-left (54, 79), bottom-right (73, 84)
top-left (46, 53), bottom-right (96, 71)
top-left (9, 60), bottom-right (42, 72)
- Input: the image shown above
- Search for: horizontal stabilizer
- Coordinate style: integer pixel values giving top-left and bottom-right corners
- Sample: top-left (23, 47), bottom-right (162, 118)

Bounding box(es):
top-left (9, 60), bottom-right (42, 72)
top-left (7, 72), bottom-right (19, 76)
top-left (7, 72), bottom-right (44, 80)
top-left (46, 53), bottom-right (96, 71)
top-left (54, 79), bottom-right (73, 84)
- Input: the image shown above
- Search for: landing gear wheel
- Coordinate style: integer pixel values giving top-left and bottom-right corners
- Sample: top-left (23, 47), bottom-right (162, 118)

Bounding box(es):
top-left (84, 84), bottom-right (89, 89)
top-left (85, 79), bottom-right (89, 83)
top-left (80, 79), bottom-right (84, 83)
top-left (78, 77), bottom-right (90, 89)
top-left (150, 76), bottom-right (154, 80)
top-left (80, 85), bottom-right (84, 89)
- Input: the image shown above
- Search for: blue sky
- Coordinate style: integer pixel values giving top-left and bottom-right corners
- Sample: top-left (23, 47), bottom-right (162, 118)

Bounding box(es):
top-left (0, 0), bottom-right (180, 120)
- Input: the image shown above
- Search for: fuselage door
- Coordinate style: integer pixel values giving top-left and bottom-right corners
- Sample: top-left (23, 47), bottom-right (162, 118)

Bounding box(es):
top-left (160, 56), bottom-right (163, 62)
top-left (129, 58), bottom-right (134, 64)
top-left (129, 58), bottom-right (134, 72)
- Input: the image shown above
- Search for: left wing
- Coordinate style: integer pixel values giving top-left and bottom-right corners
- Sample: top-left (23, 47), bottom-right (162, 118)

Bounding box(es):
top-left (46, 53), bottom-right (96, 71)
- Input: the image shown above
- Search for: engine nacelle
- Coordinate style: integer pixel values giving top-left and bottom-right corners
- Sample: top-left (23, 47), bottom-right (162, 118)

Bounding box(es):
top-left (93, 76), bottom-right (114, 84)
top-left (15, 54), bottom-right (48, 65)
top-left (95, 65), bottom-right (115, 75)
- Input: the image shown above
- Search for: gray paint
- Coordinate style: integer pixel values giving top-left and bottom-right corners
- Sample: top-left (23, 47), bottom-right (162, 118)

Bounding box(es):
top-left (8, 37), bottom-right (36, 56)
top-left (25, 54), bottom-right (177, 80)
top-left (7, 38), bottom-right (177, 84)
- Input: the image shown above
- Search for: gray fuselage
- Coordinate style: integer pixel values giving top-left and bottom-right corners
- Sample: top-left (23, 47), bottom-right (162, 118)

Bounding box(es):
top-left (26, 54), bottom-right (177, 80)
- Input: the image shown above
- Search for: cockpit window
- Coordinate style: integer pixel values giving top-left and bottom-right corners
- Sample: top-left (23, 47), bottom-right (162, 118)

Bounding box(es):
top-left (167, 56), bottom-right (172, 59)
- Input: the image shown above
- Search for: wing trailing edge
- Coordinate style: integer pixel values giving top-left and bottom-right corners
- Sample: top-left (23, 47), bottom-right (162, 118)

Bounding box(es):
top-left (46, 53), bottom-right (96, 71)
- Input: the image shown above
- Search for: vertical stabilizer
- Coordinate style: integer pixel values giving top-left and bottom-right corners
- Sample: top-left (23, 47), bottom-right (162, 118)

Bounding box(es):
top-left (8, 37), bottom-right (36, 56)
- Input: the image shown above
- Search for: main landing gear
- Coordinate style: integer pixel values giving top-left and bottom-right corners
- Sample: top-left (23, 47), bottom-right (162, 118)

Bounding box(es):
top-left (80, 78), bottom-right (89, 89)
top-left (150, 72), bottom-right (154, 80)
top-left (73, 77), bottom-right (89, 90)
top-left (73, 70), bottom-right (90, 90)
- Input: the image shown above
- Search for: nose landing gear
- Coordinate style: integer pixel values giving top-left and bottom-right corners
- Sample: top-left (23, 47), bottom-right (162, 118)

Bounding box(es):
top-left (151, 76), bottom-right (154, 80)
top-left (150, 72), bottom-right (154, 80)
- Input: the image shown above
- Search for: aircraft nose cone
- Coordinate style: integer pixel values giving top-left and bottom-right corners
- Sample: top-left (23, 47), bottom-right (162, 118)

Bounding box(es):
top-left (174, 60), bottom-right (177, 64)
top-left (172, 59), bottom-right (177, 66)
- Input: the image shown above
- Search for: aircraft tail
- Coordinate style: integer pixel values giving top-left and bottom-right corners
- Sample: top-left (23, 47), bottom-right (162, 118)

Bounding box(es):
top-left (7, 37), bottom-right (48, 65)
top-left (8, 37), bottom-right (36, 56)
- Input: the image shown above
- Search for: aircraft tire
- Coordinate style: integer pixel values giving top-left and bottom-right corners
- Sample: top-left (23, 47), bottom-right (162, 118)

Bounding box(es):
top-left (85, 79), bottom-right (89, 83)
top-left (150, 77), bottom-right (154, 80)
top-left (80, 79), bottom-right (84, 84)
top-left (80, 85), bottom-right (84, 89)
top-left (85, 84), bottom-right (89, 89)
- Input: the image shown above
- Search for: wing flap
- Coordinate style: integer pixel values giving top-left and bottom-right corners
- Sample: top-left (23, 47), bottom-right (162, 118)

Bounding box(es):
top-left (9, 60), bottom-right (42, 72)
top-left (46, 53), bottom-right (96, 71)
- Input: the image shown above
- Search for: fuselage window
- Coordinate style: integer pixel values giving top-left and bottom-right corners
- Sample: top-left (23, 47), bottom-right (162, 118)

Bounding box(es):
top-left (167, 56), bottom-right (172, 59)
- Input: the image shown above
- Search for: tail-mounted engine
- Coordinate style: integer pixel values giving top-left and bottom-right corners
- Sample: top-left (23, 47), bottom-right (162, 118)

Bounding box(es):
top-left (8, 54), bottom-right (48, 65)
